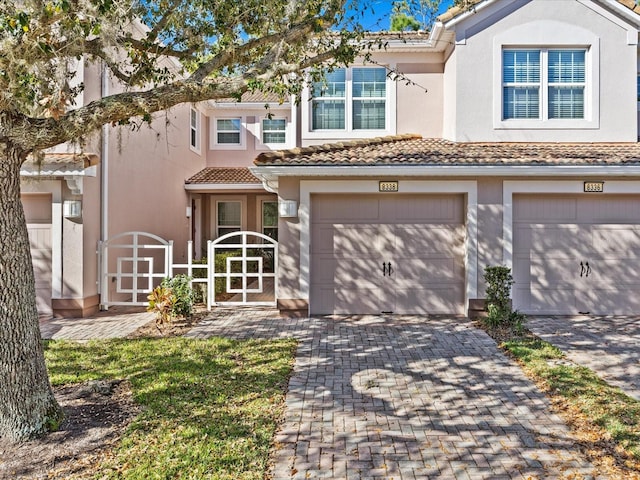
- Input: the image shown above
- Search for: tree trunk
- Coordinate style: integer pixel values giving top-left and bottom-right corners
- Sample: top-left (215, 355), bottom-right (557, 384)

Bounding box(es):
top-left (0, 146), bottom-right (63, 442)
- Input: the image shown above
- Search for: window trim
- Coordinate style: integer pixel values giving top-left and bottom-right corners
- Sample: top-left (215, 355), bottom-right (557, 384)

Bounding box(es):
top-left (302, 65), bottom-right (397, 140)
top-left (257, 196), bottom-right (278, 241)
top-left (210, 116), bottom-right (246, 150)
top-left (189, 107), bottom-right (201, 154)
top-left (256, 117), bottom-right (290, 150)
top-left (492, 23), bottom-right (599, 131)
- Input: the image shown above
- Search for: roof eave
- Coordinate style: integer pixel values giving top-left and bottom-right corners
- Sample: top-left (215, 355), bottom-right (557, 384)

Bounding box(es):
top-left (251, 164), bottom-right (640, 181)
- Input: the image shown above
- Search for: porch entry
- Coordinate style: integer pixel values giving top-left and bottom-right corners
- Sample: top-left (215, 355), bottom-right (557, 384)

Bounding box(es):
top-left (98, 231), bottom-right (277, 310)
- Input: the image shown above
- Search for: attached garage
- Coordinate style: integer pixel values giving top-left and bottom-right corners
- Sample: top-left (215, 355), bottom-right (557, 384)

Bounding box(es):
top-left (310, 194), bottom-right (466, 315)
top-left (513, 194), bottom-right (640, 315)
top-left (22, 193), bottom-right (53, 315)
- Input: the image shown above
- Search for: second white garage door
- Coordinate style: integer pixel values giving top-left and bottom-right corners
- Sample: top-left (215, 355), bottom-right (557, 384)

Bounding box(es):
top-left (310, 194), bottom-right (466, 315)
top-left (513, 194), bottom-right (640, 315)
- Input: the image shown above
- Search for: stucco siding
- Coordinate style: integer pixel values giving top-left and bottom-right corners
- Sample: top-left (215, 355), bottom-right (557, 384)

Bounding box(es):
top-left (449, 0), bottom-right (638, 142)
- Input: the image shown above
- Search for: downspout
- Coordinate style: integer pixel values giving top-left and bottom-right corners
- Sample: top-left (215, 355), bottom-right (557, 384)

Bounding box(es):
top-left (100, 64), bottom-right (109, 242)
top-left (99, 64), bottom-right (109, 309)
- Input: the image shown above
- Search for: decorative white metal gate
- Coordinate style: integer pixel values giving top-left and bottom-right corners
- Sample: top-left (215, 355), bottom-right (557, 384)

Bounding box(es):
top-left (208, 231), bottom-right (278, 307)
top-left (98, 231), bottom-right (277, 309)
top-left (98, 231), bottom-right (173, 309)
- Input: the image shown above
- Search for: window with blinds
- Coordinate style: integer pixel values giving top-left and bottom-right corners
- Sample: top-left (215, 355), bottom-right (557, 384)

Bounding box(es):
top-left (311, 67), bottom-right (387, 131)
top-left (216, 118), bottom-right (242, 144)
top-left (503, 48), bottom-right (586, 121)
top-left (262, 118), bottom-right (287, 144)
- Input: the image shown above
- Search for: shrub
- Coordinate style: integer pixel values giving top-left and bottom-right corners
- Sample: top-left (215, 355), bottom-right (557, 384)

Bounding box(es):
top-left (147, 285), bottom-right (175, 327)
top-left (483, 265), bottom-right (526, 331)
top-left (161, 274), bottom-right (194, 318)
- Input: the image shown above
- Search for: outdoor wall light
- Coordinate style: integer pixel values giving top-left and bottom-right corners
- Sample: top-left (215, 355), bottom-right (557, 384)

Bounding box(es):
top-left (63, 200), bottom-right (82, 218)
top-left (279, 199), bottom-right (298, 218)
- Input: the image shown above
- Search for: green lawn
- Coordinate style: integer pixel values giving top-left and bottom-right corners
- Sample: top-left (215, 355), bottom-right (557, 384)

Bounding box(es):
top-left (45, 337), bottom-right (297, 479)
top-left (502, 337), bottom-right (640, 461)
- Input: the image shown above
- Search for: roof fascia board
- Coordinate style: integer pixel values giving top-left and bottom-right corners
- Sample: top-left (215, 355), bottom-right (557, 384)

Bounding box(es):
top-left (441, 0), bottom-right (499, 30)
top-left (579, 0), bottom-right (640, 44)
top-left (184, 183), bottom-right (264, 191)
top-left (599, 0), bottom-right (640, 27)
top-left (251, 164), bottom-right (640, 179)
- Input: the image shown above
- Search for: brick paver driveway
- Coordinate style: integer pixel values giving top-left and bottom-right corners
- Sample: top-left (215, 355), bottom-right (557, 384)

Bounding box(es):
top-left (188, 310), bottom-right (595, 479)
top-left (527, 315), bottom-right (640, 401)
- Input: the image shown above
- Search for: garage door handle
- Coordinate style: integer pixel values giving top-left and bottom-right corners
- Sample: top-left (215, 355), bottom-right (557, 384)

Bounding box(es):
top-left (585, 262), bottom-right (591, 277)
top-left (382, 262), bottom-right (393, 277)
top-left (580, 261), bottom-right (585, 277)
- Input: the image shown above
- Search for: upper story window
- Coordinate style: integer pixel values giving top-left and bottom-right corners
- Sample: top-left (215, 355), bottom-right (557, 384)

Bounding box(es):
top-left (262, 118), bottom-right (287, 144)
top-left (311, 67), bottom-right (388, 131)
top-left (189, 108), bottom-right (201, 153)
top-left (211, 117), bottom-right (245, 150)
top-left (503, 49), bottom-right (586, 121)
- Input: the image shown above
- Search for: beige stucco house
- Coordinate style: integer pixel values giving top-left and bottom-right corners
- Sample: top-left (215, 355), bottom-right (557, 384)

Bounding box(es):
top-left (22, 0), bottom-right (640, 318)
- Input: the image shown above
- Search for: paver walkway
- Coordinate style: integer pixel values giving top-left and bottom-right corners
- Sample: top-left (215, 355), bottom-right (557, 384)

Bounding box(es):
top-left (39, 307), bottom-right (153, 340)
top-left (527, 315), bottom-right (640, 401)
top-left (188, 310), bottom-right (596, 479)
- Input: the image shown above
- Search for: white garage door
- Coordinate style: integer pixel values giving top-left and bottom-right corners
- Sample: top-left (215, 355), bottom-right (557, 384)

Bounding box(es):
top-left (22, 194), bottom-right (53, 315)
top-left (513, 194), bottom-right (640, 315)
top-left (310, 194), bottom-right (465, 315)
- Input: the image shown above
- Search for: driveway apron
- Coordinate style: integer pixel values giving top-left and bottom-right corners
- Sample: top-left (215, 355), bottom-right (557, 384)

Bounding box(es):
top-left (527, 315), bottom-right (640, 401)
top-left (188, 311), bottom-right (595, 479)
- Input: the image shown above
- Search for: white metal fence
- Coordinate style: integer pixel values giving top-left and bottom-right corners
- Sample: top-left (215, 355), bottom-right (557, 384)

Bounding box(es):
top-left (98, 231), bottom-right (277, 310)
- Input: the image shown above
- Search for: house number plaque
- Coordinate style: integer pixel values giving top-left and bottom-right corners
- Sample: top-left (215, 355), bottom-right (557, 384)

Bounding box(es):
top-left (379, 181), bottom-right (399, 192)
top-left (584, 181), bottom-right (604, 193)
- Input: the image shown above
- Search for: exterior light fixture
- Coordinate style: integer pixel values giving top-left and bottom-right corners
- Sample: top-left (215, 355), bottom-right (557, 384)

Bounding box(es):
top-left (279, 200), bottom-right (298, 218)
top-left (63, 200), bottom-right (82, 218)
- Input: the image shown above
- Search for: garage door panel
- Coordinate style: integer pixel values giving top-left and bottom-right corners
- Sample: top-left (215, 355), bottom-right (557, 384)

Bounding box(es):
top-left (529, 287), bottom-right (580, 314)
top-left (334, 225), bottom-right (393, 257)
top-left (514, 197), bottom-right (578, 222)
top-left (395, 225), bottom-right (464, 255)
top-left (311, 286), bottom-right (388, 315)
top-left (588, 288), bottom-right (640, 315)
top-left (592, 226), bottom-right (640, 254)
top-left (26, 222), bottom-right (52, 315)
top-left (390, 196), bottom-right (463, 223)
top-left (311, 195), bottom-right (381, 222)
top-left (588, 258), bottom-right (640, 284)
top-left (530, 256), bottom-right (583, 287)
top-left (394, 285), bottom-right (465, 314)
top-left (394, 257), bottom-right (464, 285)
top-left (529, 225), bottom-right (590, 255)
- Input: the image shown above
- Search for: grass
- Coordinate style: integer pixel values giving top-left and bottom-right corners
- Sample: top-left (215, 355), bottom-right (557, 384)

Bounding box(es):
top-left (44, 336), bottom-right (297, 479)
top-left (502, 336), bottom-right (640, 462)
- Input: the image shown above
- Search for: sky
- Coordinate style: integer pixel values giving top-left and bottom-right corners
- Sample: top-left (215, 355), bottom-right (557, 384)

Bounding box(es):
top-left (353, 0), bottom-right (456, 31)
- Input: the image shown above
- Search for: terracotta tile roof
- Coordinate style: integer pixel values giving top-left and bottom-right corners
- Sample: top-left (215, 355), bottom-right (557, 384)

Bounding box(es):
top-left (438, 0), bottom-right (640, 23)
top-left (254, 135), bottom-right (640, 167)
top-left (185, 167), bottom-right (261, 184)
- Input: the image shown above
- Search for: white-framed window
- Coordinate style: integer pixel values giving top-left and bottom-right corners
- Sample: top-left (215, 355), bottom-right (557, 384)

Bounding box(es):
top-left (261, 200), bottom-right (278, 240)
top-left (261, 118), bottom-right (287, 145)
top-left (211, 117), bottom-right (245, 150)
top-left (309, 66), bottom-right (390, 133)
top-left (216, 201), bottom-right (242, 238)
top-left (503, 48), bottom-right (586, 121)
top-left (189, 107), bottom-right (201, 153)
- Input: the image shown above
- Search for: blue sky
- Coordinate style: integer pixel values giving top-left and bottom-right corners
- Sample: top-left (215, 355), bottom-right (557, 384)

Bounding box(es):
top-left (353, 1), bottom-right (455, 31)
